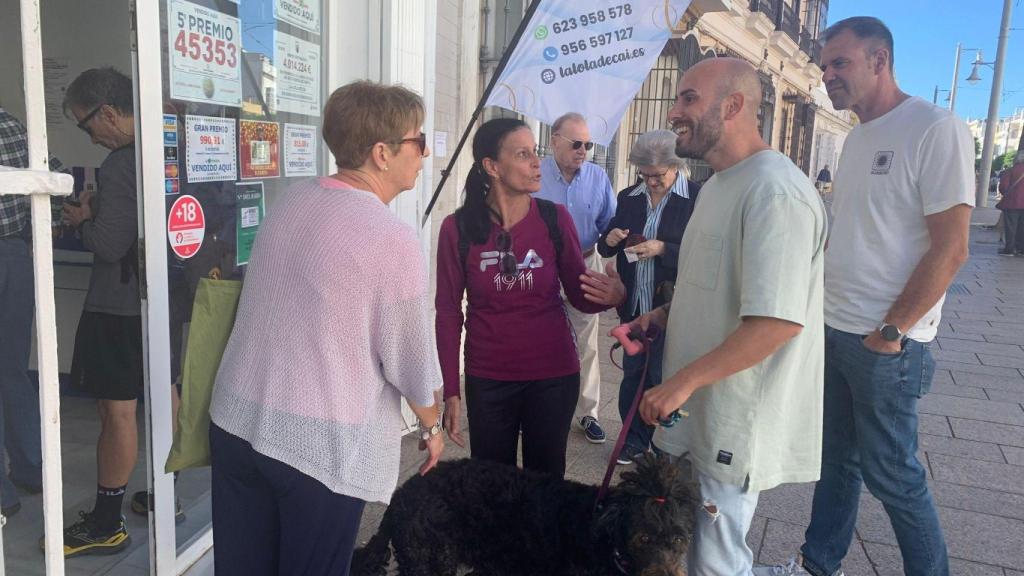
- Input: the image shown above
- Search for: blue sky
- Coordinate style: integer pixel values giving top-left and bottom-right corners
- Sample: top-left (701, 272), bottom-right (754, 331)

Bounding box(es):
top-left (829, 0), bottom-right (1024, 121)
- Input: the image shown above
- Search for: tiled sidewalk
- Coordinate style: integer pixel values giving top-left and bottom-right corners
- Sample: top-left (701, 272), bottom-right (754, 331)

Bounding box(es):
top-left (750, 224), bottom-right (1024, 575)
top-left (357, 224), bottom-right (1024, 575)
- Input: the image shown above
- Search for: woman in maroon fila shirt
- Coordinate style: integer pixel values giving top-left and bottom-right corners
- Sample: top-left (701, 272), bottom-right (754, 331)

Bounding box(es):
top-left (435, 118), bottom-right (625, 478)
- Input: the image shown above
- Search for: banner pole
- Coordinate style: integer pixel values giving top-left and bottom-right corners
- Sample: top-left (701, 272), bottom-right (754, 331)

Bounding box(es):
top-left (421, 0), bottom-right (543, 227)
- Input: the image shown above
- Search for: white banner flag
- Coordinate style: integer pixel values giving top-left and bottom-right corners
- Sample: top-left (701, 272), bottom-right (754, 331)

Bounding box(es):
top-left (485, 1), bottom-right (693, 145)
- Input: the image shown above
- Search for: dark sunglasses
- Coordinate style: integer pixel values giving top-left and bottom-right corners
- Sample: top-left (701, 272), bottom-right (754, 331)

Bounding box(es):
top-left (395, 132), bottom-right (428, 157)
top-left (555, 133), bottom-right (594, 151)
top-left (76, 105), bottom-right (105, 135)
top-left (496, 230), bottom-right (518, 276)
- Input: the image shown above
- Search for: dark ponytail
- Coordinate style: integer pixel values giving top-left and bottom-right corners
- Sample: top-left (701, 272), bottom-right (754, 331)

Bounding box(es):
top-left (456, 118), bottom-right (529, 245)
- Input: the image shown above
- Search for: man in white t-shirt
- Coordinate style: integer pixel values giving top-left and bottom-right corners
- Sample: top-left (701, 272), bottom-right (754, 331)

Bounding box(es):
top-left (758, 17), bottom-right (974, 576)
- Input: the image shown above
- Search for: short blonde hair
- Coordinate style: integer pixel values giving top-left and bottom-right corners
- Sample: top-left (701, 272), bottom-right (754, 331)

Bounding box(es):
top-left (322, 81), bottom-right (424, 169)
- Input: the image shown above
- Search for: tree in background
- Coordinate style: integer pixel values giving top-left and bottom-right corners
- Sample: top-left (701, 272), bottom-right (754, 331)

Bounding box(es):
top-left (993, 149), bottom-right (1018, 175)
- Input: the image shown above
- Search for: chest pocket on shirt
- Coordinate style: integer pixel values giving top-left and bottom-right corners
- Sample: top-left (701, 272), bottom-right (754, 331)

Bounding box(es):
top-left (684, 232), bottom-right (723, 291)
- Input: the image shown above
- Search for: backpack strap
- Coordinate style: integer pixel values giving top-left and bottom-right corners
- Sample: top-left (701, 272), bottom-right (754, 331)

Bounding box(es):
top-left (535, 198), bottom-right (563, 261)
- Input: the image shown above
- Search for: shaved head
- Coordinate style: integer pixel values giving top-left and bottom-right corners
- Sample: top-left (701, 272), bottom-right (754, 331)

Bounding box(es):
top-left (668, 57), bottom-right (771, 169)
top-left (689, 58), bottom-right (762, 120)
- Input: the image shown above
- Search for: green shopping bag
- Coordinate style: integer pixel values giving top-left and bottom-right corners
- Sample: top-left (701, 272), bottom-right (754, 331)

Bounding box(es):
top-left (165, 278), bottom-right (243, 473)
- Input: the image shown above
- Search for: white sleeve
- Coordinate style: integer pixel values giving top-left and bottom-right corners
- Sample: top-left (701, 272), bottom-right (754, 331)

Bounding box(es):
top-left (917, 115), bottom-right (976, 215)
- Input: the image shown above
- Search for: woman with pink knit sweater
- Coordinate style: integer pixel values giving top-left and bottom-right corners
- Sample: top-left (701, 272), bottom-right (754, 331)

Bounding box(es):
top-left (209, 81), bottom-right (445, 576)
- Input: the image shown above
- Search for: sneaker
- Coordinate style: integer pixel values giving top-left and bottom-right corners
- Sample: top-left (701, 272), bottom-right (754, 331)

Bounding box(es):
top-left (753, 557), bottom-right (843, 576)
top-left (130, 490), bottom-right (186, 525)
top-left (998, 249), bottom-right (1016, 257)
top-left (753, 558), bottom-right (811, 575)
top-left (46, 511), bottom-right (131, 558)
top-left (579, 416), bottom-right (606, 444)
top-left (616, 445), bottom-right (645, 466)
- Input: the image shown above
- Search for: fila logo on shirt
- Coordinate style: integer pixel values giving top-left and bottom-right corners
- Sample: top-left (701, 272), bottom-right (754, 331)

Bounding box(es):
top-left (479, 249), bottom-right (545, 272)
top-left (871, 151), bottom-right (895, 175)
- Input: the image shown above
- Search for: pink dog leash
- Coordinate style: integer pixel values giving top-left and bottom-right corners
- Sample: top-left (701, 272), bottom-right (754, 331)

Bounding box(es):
top-left (594, 327), bottom-right (657, 510)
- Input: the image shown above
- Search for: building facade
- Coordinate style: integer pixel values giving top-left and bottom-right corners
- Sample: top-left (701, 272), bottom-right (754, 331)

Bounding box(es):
top-left (968, 107), bottom-right (1024, 160)
top-left (437, 0), bottom-right (855, 205)
top-left (610, 0), bottom-right (853, 189)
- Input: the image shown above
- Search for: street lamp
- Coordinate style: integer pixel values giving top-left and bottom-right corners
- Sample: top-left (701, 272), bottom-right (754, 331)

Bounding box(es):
top-left (966, 51), bottom-right (995, 85)
top-left (973, 0), bottom-right (1014, 208)
top-left (948, 43), bottom-right (981, 112)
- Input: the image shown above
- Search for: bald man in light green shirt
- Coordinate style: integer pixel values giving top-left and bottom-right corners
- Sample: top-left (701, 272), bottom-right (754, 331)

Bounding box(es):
top-left (629, 58), bottom-right (827, 576)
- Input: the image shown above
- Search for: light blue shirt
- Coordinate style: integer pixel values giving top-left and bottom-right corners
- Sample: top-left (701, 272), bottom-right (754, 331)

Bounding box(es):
top-left (536, 156), bottom-right (616, 249)
top-left (629, 176), bottom-right (690, 316)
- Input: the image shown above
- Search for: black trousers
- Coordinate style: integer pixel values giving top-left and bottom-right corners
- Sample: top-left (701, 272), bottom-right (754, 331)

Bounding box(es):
top-left (464, 372), bottom-right (580, 478)
top-left (1003, 209), bottom-right (1024, 252)
top-left (210, 424), bottom-right (366, 576)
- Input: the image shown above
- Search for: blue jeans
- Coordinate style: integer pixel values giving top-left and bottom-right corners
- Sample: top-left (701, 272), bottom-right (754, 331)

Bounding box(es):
top-left (689, 468), bottom-right (760, 576)
top-left (0, 237), bottom-right (43, 507)
top-left (801, 326), bottom-right (947, 576)
top-left (618, 333), bottom-right (663, 452)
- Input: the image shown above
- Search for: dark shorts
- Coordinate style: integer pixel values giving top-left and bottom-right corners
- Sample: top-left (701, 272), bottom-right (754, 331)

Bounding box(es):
top-left (70, 311), bottom-right (143, 401)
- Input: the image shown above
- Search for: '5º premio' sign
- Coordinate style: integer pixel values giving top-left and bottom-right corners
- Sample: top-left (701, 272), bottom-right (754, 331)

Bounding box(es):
top-left (167, 0), bottom-right (242, 107)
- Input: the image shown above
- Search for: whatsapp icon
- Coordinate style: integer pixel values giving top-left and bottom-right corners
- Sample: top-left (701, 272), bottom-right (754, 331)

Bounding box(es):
top-left (534, 25), bottom-right (548, 40)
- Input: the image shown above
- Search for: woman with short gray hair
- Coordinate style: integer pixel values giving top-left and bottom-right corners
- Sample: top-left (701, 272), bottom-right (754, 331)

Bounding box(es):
top-left (598, 129), bottom-right (701, 464)
top-left (627, 129), bottom-right (689, 173)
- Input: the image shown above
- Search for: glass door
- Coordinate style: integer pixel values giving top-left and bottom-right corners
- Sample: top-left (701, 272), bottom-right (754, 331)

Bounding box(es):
top-left (133, 0), bottom-right (329, 571)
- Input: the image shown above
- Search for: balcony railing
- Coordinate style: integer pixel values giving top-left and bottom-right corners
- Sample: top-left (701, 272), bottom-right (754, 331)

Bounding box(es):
top-left (799, 28), bottom-right (823, 64)
top-left (776, 1), bottom-right (800, 42)
top-left (749, 0), bottom-right (776, 23)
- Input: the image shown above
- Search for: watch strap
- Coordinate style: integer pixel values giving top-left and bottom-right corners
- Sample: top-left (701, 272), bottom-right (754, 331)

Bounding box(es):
top-left (879, 323), bottom-right (903, 342)
top-left (420, 416), bottom-right (442, 440)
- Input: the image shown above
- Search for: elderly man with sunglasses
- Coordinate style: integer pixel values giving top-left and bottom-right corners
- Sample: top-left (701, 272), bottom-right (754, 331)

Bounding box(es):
top-left (536, 112), bottom-right (617, 445)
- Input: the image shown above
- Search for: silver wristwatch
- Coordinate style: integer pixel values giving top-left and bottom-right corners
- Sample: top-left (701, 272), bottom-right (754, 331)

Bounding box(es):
top-left (420, 417), bottom-right (443, 441)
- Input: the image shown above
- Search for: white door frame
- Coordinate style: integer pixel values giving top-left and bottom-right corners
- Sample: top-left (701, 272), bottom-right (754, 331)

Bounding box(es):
top-left (131, 0), bottom-right (204, 573)
top-left (3, 1), bottom-right (74, 574)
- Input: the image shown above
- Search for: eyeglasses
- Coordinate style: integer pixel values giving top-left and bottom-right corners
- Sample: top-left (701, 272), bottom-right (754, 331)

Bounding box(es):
top-left (638, 169), bottom-right (670, 182)
top-left (76, 105), bottom-right (104, 135)
top-left (496, 230), bottom-right (518, 276)
top-left (395, 132), bottom-right (428, 157)
top-left (554, 133), bottom-right (594, 151)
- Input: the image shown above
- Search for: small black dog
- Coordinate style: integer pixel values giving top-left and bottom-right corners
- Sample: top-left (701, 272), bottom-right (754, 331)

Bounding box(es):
top-left (351, 453), bottom-right (697, 576)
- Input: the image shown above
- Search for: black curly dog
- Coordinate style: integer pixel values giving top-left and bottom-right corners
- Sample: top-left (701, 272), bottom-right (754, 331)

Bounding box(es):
top-left (351, 453), bottom-right (697, 576)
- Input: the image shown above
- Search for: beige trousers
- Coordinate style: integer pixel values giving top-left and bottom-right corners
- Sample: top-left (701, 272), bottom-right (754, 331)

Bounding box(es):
top-left (563, 249), bottom-right (603, 422)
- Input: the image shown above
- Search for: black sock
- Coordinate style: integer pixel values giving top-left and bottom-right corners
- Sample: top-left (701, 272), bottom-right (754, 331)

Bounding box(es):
top-left (93, 485), bottom-right (127, 532)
